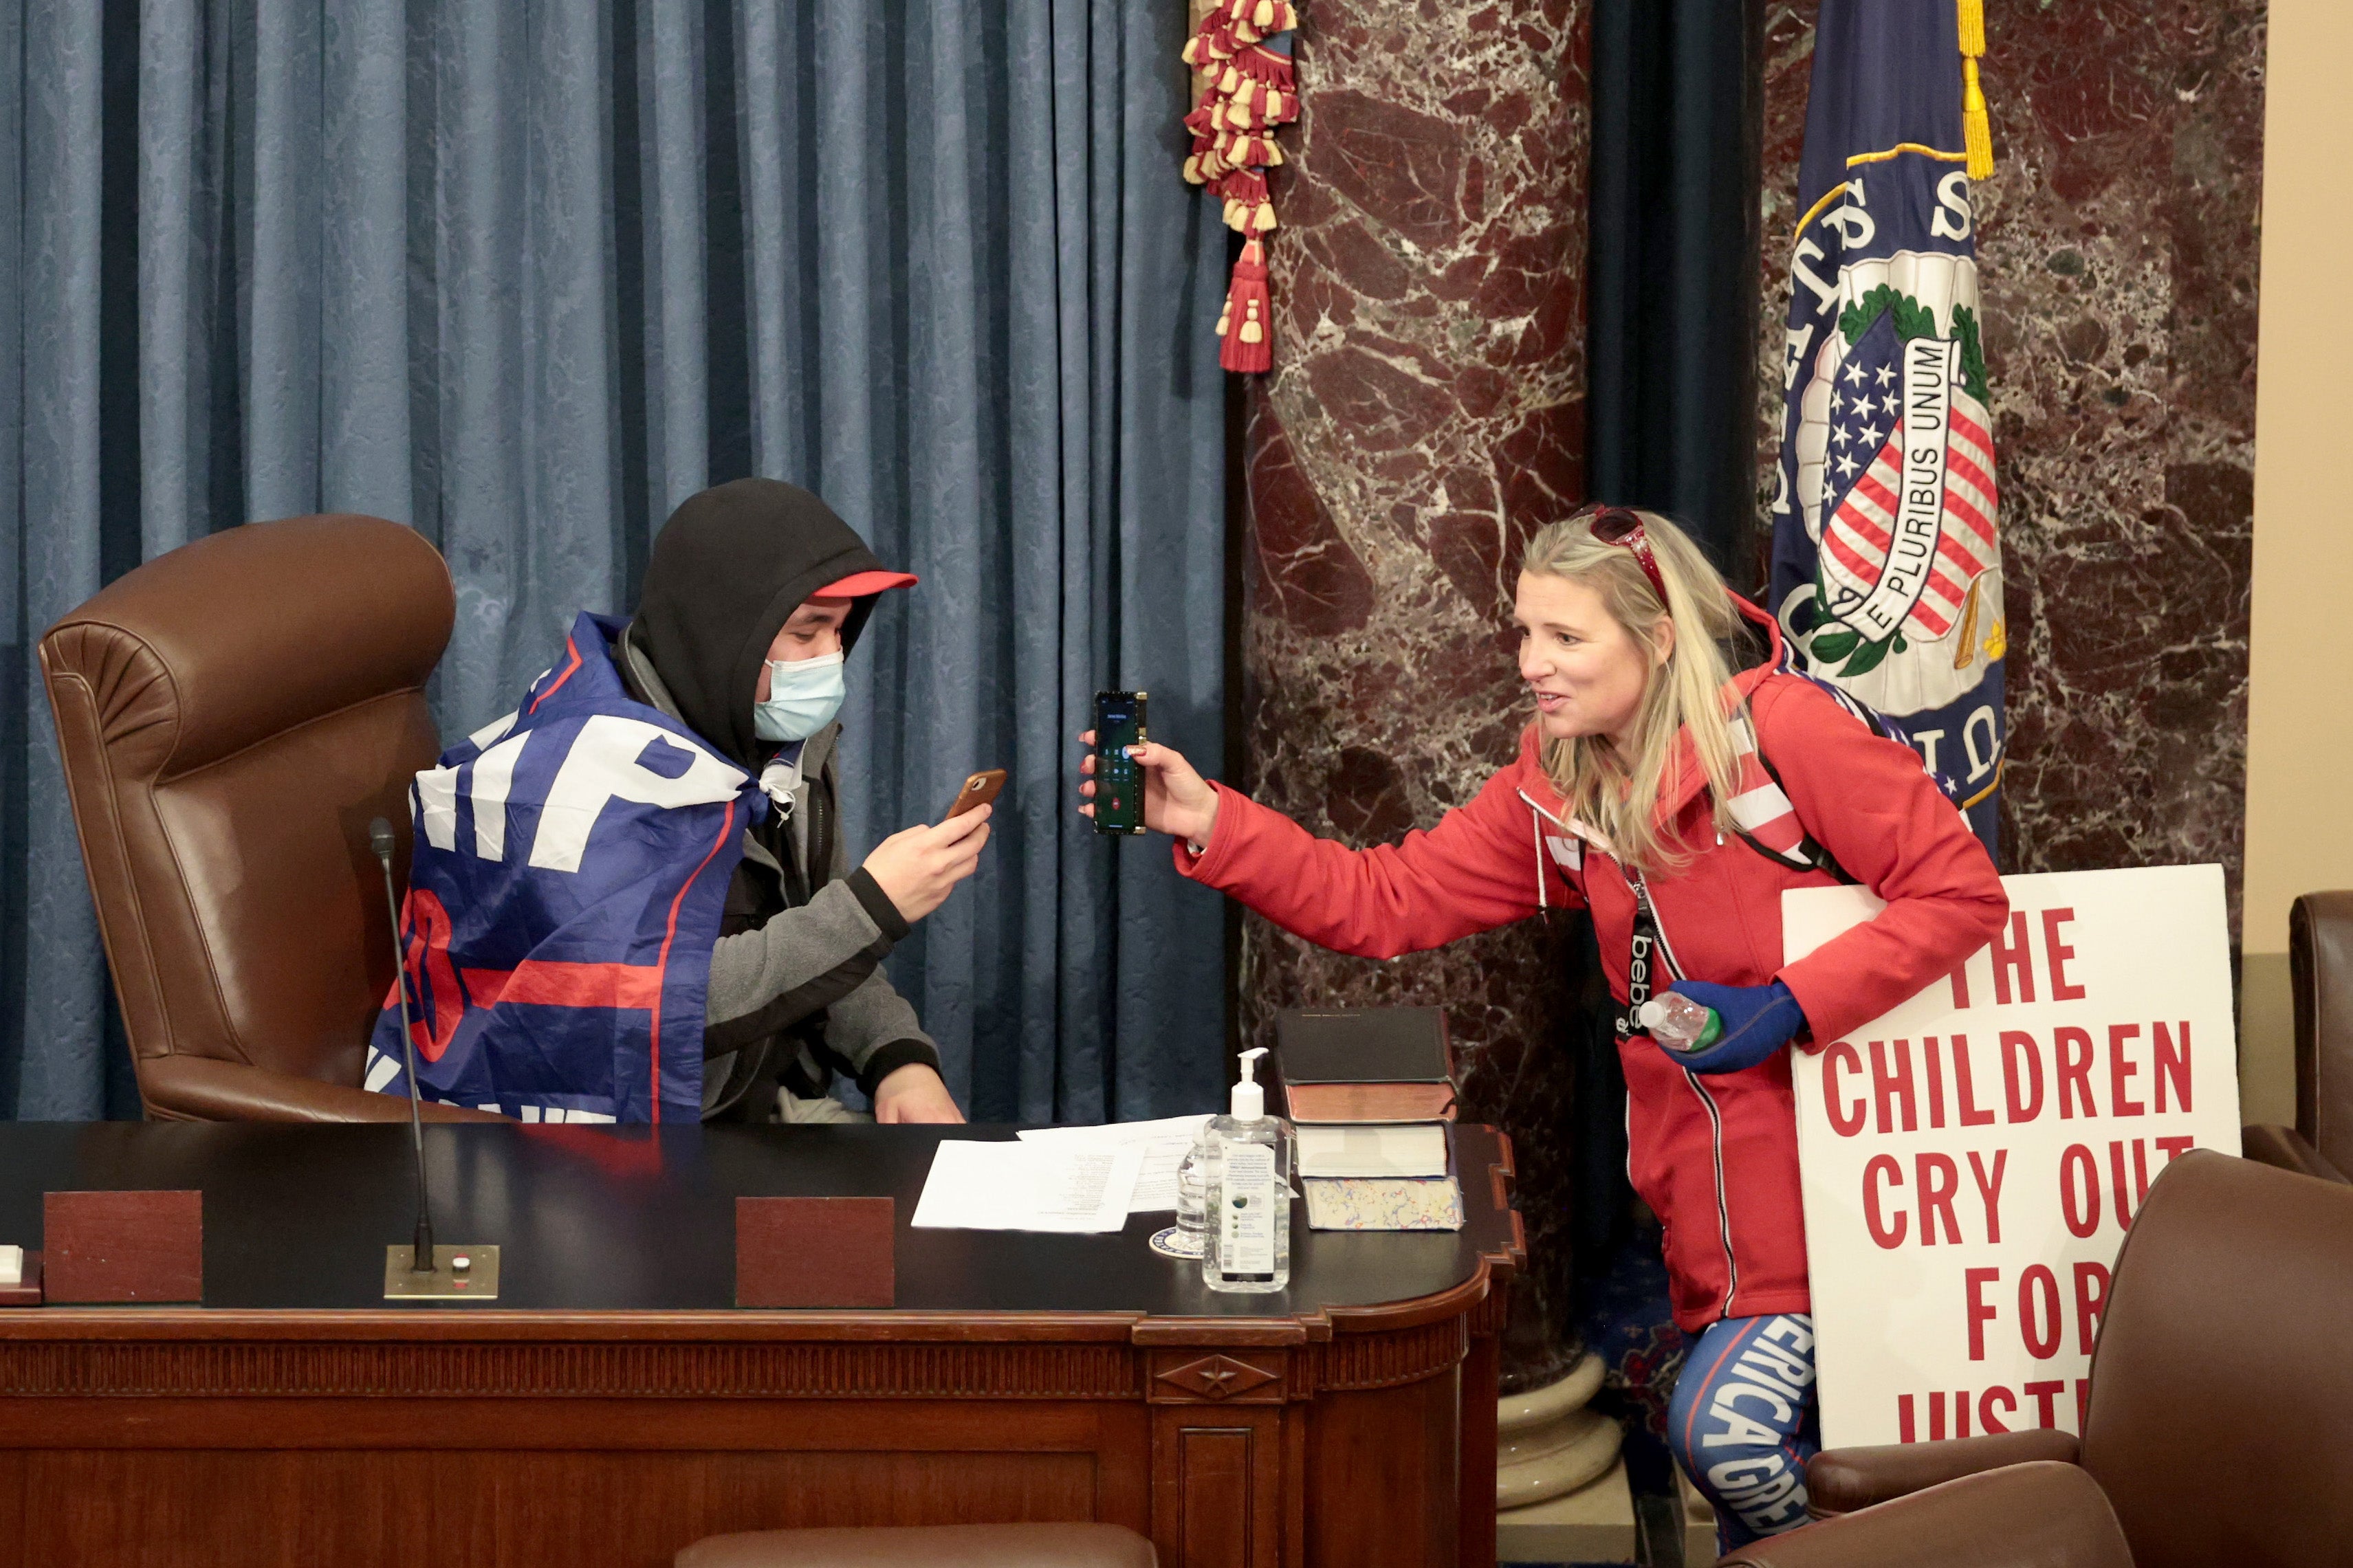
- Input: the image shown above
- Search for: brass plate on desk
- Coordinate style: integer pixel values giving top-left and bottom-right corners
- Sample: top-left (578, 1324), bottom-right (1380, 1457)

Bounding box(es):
top-left (384, 1244), bottom-right (501, 1301)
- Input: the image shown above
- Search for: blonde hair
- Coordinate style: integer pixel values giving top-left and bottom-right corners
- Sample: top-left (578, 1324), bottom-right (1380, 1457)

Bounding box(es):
top-left (1520, 507), bottom-right (1747, 876)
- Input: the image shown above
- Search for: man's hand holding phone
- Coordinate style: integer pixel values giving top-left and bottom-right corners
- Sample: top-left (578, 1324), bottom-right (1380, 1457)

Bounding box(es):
top-left (862, 806), bottom-right (991, 924)
top-left (1076, 732), bottom-right (1220, 846)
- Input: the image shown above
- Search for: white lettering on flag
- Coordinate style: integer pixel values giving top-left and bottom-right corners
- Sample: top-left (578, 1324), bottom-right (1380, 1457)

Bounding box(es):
top-left (470, 733), bottom-right (527, 862)
top-left (527, 716), bottom-right (746, 874)
top-left (415, 769), bottom-right (459, 851)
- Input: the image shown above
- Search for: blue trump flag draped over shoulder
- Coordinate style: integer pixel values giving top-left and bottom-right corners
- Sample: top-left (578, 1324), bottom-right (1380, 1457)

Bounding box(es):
top-left (1769, 0), bottom-right (2005, 859)
top-left (364, 612), bottom-right (765, 1123)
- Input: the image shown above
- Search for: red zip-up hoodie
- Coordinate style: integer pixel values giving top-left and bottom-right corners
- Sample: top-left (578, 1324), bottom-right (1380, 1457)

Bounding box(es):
top-left (1177, 617), bottom-right (2006, 1333)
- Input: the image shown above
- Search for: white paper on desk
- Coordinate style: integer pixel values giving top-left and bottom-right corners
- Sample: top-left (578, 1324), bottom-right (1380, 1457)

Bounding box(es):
top-left (910, 1140), bottom-right (1144, 1233)
top-left (1018, 1114), bottom-right (1212, 1213)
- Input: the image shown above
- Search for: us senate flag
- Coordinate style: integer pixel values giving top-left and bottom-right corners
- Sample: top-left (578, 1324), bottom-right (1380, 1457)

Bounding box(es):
top-left (1769, 0), bottom-right (2005, 858)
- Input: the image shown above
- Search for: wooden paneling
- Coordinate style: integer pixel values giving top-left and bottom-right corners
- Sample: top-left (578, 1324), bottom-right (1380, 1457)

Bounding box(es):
top-left (1177, 1429), bottom-right (1255, 1568)
top-left (1305, 1376), bottom-right (1463, 1568)
top-left (1152, 1407), bottom-right (1286, 1568)
top-left (26, 1448), bottom-right (1099, 1568)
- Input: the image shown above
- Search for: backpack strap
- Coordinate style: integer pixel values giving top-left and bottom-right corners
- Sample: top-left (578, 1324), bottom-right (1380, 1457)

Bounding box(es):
top-left (1729, 742), bottom-right (1859, 886)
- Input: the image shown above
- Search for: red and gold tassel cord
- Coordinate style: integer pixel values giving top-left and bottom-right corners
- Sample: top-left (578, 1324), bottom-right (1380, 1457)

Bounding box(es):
top-left (1957, 0), bottom-right (1993, 179)
top-left (1216, 170), bottom-right (1271, 233)
top-left (1216, 240), bottom-right (1273, 374)
top-left (1184, 3), bottom-right (1295, 374)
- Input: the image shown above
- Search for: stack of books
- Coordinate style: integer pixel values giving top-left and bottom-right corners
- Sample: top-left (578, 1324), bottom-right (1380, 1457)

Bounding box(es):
top-left (1273, 1006), bottom-right (1458, 1228)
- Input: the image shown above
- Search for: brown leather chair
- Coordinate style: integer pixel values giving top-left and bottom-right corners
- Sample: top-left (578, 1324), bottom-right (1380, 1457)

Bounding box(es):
top-left (2240, 894), bottom-right (2353, 1184)
top-left (676, 1523), bottom-right (1157, 1567)
top-left (2290, 891), bottom-right (2353, 1173)
top-left (40, 516), bottom-right (497, 1123)
top-left (1719, 1150), bottom-right (2353, 1567)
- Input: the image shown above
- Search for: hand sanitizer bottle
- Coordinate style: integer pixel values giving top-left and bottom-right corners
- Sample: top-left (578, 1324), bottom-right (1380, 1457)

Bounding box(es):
top-left (1203, 1047), bottom-right (1292, 1294)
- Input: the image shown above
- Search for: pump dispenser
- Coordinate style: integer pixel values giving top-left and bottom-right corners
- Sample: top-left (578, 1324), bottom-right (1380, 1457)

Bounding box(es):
top-left (1201, 1047), bottom-right (1293, 1293)
top-left (1231, 1048), bottom-right (1267, 1119)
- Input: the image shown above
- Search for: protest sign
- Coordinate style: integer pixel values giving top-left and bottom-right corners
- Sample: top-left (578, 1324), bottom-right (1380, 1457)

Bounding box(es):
top-left (1784, 865), bottom-right (2241, 1446)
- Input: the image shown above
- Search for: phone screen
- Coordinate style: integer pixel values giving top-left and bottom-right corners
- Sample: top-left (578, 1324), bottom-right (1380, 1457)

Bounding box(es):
top-left (1093, 691), bottom-right (1146, 835)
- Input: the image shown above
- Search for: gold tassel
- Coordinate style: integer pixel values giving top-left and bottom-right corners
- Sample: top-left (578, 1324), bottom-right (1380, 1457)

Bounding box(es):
top-left (1957, 0), bottom-right (1993, 180)
top-left (1252, 200), bottom-right (1278, 234)
top-left (1956, 0), bottom-right (1986, 56)
top-left (1961, 58), bottom-right (1993, 179)
top-left (1254, 0), bottom-right (1276, 27)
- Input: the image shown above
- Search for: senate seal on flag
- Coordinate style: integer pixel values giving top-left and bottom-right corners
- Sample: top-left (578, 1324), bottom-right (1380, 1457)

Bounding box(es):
top-left (1780, 254), bottom-right (2002, 719)
top-left (1766, 0), bottom-right (2008, 859)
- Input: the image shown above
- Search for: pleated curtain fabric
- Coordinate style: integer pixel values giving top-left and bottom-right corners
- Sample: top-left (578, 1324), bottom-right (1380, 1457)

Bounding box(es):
top-left (0, 0), bottom-right (1231, 1124)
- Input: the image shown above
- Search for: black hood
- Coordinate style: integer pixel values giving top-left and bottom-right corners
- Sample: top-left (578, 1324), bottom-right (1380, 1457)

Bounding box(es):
top-left (631, 479), bottom-right (893, 769)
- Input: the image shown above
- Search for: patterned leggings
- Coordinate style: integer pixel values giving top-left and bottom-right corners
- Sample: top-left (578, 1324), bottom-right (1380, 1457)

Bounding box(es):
top-left (1666, 1313), bottom-right (1821, 1554)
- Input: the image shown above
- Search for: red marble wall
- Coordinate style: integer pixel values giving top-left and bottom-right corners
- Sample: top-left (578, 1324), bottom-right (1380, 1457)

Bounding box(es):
top-left (1753, 1), bottom-right (2266, 911)
top-left (1239, 0), bottom-right (1590, 1379)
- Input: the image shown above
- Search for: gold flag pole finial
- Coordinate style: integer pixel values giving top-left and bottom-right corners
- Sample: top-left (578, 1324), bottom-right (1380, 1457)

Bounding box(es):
top-left (1957, 0), bottom-right (1993, 180)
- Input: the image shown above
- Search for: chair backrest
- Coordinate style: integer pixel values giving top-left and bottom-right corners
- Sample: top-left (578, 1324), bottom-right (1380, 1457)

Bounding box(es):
top-left (2290, 890), bottom-right (2353, 1170)
top-left (2080, 1149), bottom-right (2353, 1568)
top-left (39, 518), bottom-right (452, 1109)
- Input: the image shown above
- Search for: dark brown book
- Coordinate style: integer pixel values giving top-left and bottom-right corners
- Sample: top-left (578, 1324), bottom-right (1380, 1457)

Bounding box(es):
top-left (1273, 1006), bottom-right (1457, 1125)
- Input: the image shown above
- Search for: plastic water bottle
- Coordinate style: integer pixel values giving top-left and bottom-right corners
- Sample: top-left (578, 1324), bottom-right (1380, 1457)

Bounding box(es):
top-left (1174, 1137), bottom-right (1211, 1245)
top-left (1639, 993), bottom-right (1722, 1054)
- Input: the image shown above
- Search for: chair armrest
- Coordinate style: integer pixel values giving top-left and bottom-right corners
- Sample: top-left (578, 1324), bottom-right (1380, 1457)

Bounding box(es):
top-left (1806, 1428), bottom-right (2079, 1519)
top-left (2242, 1123), bottom-right (2350, 1184)
top-left (139, 1055), bottom-right (507, 1123)
top-left (1720, 1462), bottom-right (2128, 1568)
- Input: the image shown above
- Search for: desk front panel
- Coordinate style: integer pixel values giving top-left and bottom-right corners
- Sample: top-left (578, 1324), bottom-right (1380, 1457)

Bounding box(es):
top-left (0, 1124), bottom-right (1520, 1568)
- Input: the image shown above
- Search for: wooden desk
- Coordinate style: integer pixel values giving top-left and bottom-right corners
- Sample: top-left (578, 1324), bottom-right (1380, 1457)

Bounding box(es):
top-left (0, 1123), bottom-right (1520, 1568)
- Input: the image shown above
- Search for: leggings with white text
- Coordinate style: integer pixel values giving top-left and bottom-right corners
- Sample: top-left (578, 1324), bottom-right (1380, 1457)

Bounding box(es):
top-left (1666, 1313), bottom-right (1821, 1553)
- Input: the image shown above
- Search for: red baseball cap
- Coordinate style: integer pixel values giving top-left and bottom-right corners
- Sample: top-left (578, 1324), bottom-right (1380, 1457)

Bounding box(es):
top-left (813, 568), bottom-right (919, 598)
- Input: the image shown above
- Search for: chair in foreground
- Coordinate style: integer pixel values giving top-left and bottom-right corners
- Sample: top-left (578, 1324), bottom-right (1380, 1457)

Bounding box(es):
top-left (40, 516), bottom-right (497, 1123)
top-left (677, 1523), bottom-right (1157, 1567)
top-left (1716, 1149), bottom-right (2353, 1567)
top-left (2237, 889), bottom-right (2353, 1181)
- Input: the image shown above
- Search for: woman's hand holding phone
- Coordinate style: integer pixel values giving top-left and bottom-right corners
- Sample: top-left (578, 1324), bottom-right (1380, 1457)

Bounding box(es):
top-left (1076, 731), bottom-right (1220, 846)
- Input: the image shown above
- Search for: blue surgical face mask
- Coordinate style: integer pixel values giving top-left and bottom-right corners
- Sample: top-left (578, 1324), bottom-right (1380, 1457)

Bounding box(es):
top-left (753, 650), bottom-right (844, 742)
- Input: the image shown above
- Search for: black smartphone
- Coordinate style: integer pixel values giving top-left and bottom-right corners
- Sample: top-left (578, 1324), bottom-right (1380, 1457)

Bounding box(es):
top-left (1092, 690), bottom-right (1148, 835)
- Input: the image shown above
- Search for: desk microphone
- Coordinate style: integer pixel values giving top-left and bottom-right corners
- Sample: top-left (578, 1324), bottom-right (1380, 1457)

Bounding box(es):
top-left (369, 816), bottom-right (500, 1301)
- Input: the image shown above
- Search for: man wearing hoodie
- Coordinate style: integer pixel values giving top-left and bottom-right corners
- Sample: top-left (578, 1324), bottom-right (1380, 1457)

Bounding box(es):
top-left (624, 480), bottom-right (978, 1122)
top-left (368, 480), bottom-right (982, 1124)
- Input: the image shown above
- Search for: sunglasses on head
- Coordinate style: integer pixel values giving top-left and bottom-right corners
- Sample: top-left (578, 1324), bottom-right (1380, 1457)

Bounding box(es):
top-left (1577, 505), bottom-right (1670, 606)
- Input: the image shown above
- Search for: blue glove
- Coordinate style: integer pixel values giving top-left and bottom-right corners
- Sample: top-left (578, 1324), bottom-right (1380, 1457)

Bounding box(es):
top-left (1654, 980), bottom-right (1807, 1074)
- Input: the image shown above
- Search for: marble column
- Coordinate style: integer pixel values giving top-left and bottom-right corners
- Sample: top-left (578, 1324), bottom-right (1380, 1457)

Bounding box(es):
top-left (1753, 1), bottom-right (2266, 914)
top-left (1238, 0), bottom-right (1590, 1379)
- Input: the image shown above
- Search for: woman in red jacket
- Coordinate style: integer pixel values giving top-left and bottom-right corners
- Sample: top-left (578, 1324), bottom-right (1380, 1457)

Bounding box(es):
top-left (1079, 505), bottom-right (2006, 1549)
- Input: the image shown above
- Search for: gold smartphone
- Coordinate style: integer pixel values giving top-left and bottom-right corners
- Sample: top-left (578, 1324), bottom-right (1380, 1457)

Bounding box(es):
top-left (941, 769), bottom-right (1007, 824)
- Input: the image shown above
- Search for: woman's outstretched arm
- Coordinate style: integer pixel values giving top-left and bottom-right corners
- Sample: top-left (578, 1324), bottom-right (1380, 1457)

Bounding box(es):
top-left (1080, 727), bottom-right (1575, 959)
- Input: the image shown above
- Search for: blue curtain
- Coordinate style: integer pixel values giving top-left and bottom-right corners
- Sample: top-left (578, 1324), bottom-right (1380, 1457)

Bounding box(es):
top-left (0, 0), bottom-right (1231, 1124)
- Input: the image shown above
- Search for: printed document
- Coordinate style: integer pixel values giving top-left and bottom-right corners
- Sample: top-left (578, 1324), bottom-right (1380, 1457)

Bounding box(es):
top-left (1018, 1114), bottom-right (1213, 1212)
top-left (910, 1139), bottom-right (1143, 1233)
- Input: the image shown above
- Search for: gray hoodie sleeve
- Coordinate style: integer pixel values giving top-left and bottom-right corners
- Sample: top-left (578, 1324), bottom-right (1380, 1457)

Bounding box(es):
top-left (821, 964), bottom-right (940, 1096)
top-left (703, 841), bottom-right (942, 1096)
